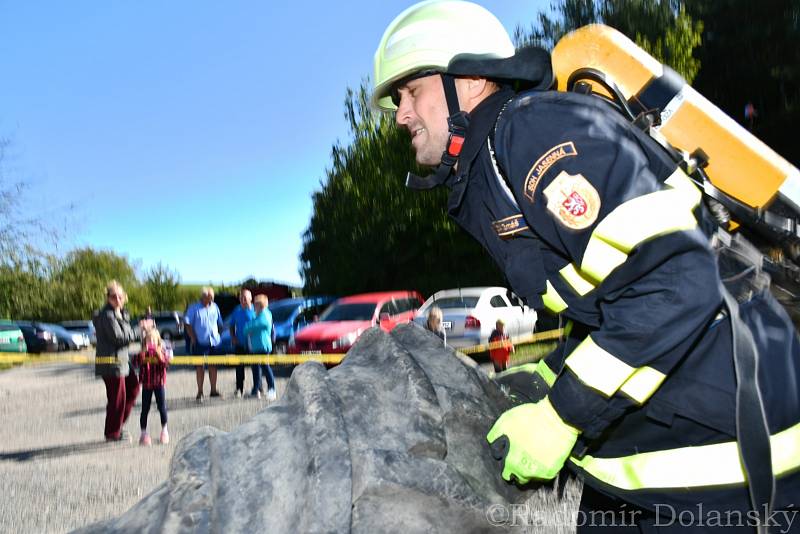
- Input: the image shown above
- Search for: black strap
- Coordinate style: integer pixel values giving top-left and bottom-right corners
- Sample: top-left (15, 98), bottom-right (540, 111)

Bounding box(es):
top-left (630, 66), bottom-right (685, 115)
top-left (405, 166), bottom-right (451, 190)
top-left (405, 74), bottom-right (469, 191)
top-left (721, 286), bottom-right (774, 533)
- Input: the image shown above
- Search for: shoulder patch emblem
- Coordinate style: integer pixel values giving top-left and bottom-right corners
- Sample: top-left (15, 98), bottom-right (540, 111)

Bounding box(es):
top-left (523, 141), bottom-right (577, 202)
top-left (543, 171), bottom-right (600, 230)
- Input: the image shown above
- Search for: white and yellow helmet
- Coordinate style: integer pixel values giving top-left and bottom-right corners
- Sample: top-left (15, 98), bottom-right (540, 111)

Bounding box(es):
top-left (372, 0), bottom-right (516, 111)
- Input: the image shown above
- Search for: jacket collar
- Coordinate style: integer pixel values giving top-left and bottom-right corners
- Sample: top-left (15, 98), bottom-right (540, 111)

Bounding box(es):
top-left (446, 88), bottom-right (515, 211)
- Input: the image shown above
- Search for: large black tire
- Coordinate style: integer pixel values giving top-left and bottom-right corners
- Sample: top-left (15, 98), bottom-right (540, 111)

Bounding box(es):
top-left (77, 323), bottom-right (534, 533)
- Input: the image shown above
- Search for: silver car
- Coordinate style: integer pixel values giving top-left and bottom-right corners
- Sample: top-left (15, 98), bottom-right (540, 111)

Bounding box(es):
top-left (413, 287), bottom-right (538, 349)
top-left (61, 320), bottom-right (97, 346)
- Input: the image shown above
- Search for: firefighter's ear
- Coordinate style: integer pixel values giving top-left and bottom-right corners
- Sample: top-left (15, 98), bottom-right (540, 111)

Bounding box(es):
top-left (456, 76), bottom-right (493, 112)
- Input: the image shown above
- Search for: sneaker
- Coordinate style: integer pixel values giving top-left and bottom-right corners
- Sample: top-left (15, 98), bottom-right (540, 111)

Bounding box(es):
top-left (267, 388), bottom-right (277, 401)
top-left (234, 390), bottom-right (243, 399)
top-left (196, 391), bottom-right (204, 404)
top-left (139, 432), bottom-right (152, 447)
top-left (160, 428), bottom-right (170, 445)
top-left (250, 390), bottom-right (262, 399)
top-left (210, 390), bottom-right (223, 399)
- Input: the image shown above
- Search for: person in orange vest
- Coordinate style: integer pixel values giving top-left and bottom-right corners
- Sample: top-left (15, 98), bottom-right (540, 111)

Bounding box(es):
top-left (488, 319), bottom-right (514, 372)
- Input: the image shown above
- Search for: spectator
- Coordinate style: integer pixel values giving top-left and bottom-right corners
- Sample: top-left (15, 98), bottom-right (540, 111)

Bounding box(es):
top-left (244, 294), bottom-right (276, 401)
top-left (488, 319), bottom-right (514, 373)
top-left (425, 305), bottom-right (447, 345)
top-left (229, 288), bottom-right (255, 398)
top-left (93, 280), bottom-right (144, 442)
top-left (184, 287), bottom-right (224, 402)
top-left (183, 300), bottom-right (199, 354)
top-left (136, 328), bottom-right (170, 446)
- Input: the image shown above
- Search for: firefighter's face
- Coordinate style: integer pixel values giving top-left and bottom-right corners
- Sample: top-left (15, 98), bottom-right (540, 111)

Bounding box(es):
top-left (395, 74), bottom-right (451, 167)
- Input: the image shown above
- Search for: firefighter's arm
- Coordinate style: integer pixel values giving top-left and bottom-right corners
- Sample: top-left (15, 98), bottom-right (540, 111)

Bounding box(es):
top-left (487, 100), bottom-right (723, 480)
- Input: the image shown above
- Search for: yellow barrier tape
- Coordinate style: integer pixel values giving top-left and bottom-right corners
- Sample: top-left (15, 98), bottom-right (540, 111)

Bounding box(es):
top-left (0, 353), bottom-right (346, 366)
top-left (458, 328), bottom-right (564, 355)
top-left (0, 352), bottom-right (95, 365)
top-left (102, 355), bottom-right (346, 365)
top-left (0, 327), bottom-right (565, 368)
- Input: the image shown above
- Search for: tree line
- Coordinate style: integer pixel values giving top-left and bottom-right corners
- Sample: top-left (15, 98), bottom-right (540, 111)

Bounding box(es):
top-left (301, 0), bottom-right (799, 296)
top-left (0, 248), bottom-right (188, 322)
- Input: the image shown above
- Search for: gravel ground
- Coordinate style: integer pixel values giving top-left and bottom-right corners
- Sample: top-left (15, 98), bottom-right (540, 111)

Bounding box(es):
top-left (0, 356), bottom-right (580, 534)
top-left (0, 358), bottom-right (289, 534)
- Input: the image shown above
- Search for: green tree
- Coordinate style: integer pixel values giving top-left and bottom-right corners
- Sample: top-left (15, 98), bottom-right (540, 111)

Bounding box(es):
top-left (52, 248), bottom-right (142, 320)
top-left (144, 263), bottom-right (181, 312)
top-left (0, 253), bottom-right (56, 320)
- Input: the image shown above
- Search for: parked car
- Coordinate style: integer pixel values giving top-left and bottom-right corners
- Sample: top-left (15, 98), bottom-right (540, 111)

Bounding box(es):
top-left (413, 287), bottom-right (538, 349)
top-left (16, 321), bottom-right (60, 353)
top-left (289, 291), bottom-right (423, 356)
top-left (151, 311), bottom-right (183, 341)
top-left (61, 320), bottom-right (97, 346)
top-left (130, 311), bottom-right (183, 341)
top-left (44, 323), bottom-right (91, 350)
top-left (270, 296), bottom-right (336, 353)
top-left (0, 320), bottom-right (27, 353)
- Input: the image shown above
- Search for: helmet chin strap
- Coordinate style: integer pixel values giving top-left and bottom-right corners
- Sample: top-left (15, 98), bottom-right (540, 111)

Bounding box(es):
top-left (406, 73), bottom-right (470, 190)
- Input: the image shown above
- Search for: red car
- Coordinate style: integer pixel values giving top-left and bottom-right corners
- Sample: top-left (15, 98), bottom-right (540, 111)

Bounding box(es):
top-left (288, 291), bottom-right (423, 356)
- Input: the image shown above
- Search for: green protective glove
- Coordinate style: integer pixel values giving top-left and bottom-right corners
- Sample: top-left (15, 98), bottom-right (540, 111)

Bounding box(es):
top-left (486, 397), bottom-right (579, 484)
top-left (495, 359), bottom-right (556, 405)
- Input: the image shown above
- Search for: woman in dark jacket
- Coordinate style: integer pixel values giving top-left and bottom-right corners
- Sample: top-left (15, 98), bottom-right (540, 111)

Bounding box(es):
top-left (93, 280), bottom-right (142, 441)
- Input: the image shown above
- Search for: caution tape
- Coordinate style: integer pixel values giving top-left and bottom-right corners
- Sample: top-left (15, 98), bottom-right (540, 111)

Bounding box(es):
top-left (98, 354), bottom-right (346, 366)
top-left (0, 352), bottom-right (96, 365)
top-left (457, 327), bottom-right (564, 355)
top-left (0, 327), bottom-right (565, 368)
top-left (0, 352), bottom-right (345, 366)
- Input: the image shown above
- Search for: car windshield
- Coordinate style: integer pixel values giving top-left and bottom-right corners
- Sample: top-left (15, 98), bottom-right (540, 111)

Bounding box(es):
top-left (428, 297), bottom-right (480, 310)
top-left (0, 323), bottom-right (19, 332)
top-left (319, 303), bottom-right (376, 322)
top-left (270, 305), bottom-right (297, 323)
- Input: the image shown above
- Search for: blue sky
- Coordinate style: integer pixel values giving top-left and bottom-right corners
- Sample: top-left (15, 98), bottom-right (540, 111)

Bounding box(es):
top-left (0, 1), bottom-right (546, 286)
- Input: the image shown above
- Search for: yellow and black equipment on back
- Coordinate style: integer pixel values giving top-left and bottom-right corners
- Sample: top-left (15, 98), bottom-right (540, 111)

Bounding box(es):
top-left (552, 24), bottom-right (800, 268)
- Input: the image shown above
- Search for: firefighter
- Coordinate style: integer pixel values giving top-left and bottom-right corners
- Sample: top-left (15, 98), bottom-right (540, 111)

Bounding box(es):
top-left (372, 1), bottom-right (800, 532)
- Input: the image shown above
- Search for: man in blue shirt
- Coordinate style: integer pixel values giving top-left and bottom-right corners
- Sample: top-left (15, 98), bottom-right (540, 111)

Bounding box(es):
top-left (185, 287), bottom-right (224, 403)
top-left (229, 288), bottom-right (255, 398)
